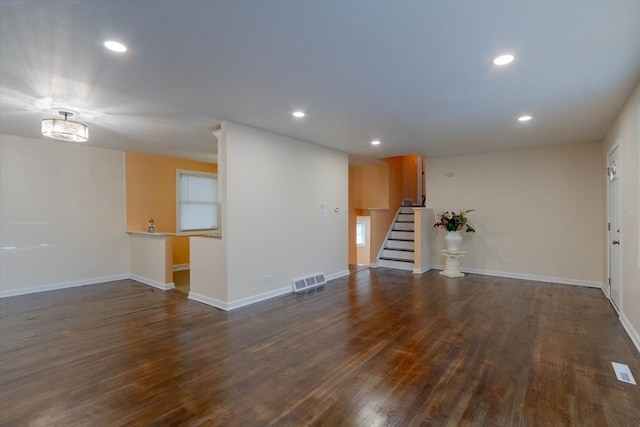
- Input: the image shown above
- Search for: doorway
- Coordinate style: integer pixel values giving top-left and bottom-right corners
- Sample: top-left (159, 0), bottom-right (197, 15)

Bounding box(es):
top-left (607, 144), bottom-right (621, 310)
top-left (173, 268), bottom-right (190, 294)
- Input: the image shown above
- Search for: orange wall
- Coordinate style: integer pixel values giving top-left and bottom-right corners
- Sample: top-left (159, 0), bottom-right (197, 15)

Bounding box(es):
top-left (125, 152), bottom-right (217, 266)
top-left (349, 164), bottom-right (388, 264)
top-left (384, 157), bottom-right (404, 213)
top-left (402, 155), bottom-right (418, 202)
top-left (348, 155), bottom-right (419, 265)
top-left (350, 163), bottom-right (389, 209)
top-left (366, 208), bottom-right (397, 262)
top-left (384, 155), bottom-right (418, 209)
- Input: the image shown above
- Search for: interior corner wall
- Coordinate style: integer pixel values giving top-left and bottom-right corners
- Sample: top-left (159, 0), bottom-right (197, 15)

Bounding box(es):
top-left (0, 134), bottom-right (130, 294)
top-left (223, 122), bottom-right (348, 302)
top-left (602, 80), bottom-right (640, 348)
top-left (425, 141), bottom-right (604, 284)
top-left (125, 152), bottom-right (217, 266)
top-left (401, 155), bottom-right (419, 203)
top-left (383, 157), bottom-right (404, 214)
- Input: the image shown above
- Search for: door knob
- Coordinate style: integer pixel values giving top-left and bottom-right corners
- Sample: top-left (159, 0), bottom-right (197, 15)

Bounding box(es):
top-left (612, 240), bottom-right (620, 245)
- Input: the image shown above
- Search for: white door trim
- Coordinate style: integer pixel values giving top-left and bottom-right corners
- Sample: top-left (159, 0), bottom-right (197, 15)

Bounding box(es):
top-left (606, 141), bottom-right (622, 311)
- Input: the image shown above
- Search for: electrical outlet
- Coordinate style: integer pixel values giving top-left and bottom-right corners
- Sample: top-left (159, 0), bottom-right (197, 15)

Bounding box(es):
top-left (334, 207), bottom-right (340, 213)
top-left (265, 275), bottom-right (273, 283)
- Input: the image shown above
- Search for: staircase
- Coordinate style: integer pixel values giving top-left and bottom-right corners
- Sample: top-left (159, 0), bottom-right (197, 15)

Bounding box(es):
top-left (378, 207), bottom-right (415, 271)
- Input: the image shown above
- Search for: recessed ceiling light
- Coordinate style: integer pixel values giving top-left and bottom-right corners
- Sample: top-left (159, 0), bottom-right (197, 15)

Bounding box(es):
top-left (493, 54), bottom-right (514, 66)
top-left (371, 140), bottom-right (381, 146)
top-left (518, 115), bottom-right (533, 122)
top-left (104, 40), bottom-right (127, 53)
top-left (292, 111), bottom-right (305, 118)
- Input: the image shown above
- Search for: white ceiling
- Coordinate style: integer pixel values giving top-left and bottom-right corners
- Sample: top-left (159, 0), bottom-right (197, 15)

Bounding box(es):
top-left (1, 1), bottom-right (639, 163)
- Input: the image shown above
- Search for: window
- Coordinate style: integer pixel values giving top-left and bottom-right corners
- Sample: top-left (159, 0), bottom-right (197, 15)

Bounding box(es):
top-left (176, 170), bottom-right (219, 234)
top-left (356, 221), bottom-right (365, 247)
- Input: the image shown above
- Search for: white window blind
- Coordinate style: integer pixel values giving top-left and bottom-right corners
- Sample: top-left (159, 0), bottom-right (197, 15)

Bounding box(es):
top-left (356, 222), bottom-right (365, 246)
top-left (177, 171), bottom-right (218, 232)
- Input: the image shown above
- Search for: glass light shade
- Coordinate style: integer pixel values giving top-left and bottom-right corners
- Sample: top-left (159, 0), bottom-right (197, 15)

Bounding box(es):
top-left (42, 118), bottom-right (89, 142)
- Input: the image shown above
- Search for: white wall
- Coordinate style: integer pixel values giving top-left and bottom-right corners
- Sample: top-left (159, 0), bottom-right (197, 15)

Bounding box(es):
top-left (425, 141), bottom-right (604, 285)
top-left (602, 81), bottom-right (640, 351)
top-left (0, 134), bottom-right (130, 296)
top-left (223, 122), bottom-right (349, 303)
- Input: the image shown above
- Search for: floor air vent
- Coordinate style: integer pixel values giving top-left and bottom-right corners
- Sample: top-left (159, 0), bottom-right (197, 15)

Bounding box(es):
top-left (292, 273), bottom-right (326, 292)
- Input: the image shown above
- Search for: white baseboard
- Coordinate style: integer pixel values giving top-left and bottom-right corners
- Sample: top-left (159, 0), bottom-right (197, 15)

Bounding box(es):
top-left (432, 264), bottom-right (602, 288)
top-left (413, 265), bottom-right (434, 274)
top-left (227, 286), bottom-right (292, 311)
top-left (189, 286), bottom-right (293, 312)
top-left (0, 274), bottom-right (130, 298)
top-left (369, 263), bottom-right (379, 268)
top-left (188, 292), bottom-right (228, 310)
top-left (620, 313), bottom-right (640, 355)
top-left (172, 264), bottom-right (190, 271)
top-left (326, 269), bottom-right (350, 281)
top-left (189, 269), bottom-right (350, 312)
top-left (130, 274), bottom-right (175, 291)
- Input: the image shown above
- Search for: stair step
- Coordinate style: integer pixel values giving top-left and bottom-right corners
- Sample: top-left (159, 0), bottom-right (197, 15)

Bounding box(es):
top-left (390, 230), bottom-right (414, 240)
top-left (393, 222), bottom-right (414, 231)
top-left (380, 256), bottom-right (413, 262)
top-left (379, 258), bottom-right (414, 271)
top-left (382, 249), bottom-right (414, 260)
top-left (386, 239), bottom-right (414, 250)
top-left (379, 208), bottom-right (419, 271)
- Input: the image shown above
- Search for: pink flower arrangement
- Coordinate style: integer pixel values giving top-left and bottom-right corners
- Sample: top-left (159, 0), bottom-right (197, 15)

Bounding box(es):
top-left (434, 209), bottom-right (476, 232)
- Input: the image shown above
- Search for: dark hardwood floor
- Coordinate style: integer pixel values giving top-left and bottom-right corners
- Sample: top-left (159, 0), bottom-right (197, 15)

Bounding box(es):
top-left (1, 269), bottom-right (639, 426)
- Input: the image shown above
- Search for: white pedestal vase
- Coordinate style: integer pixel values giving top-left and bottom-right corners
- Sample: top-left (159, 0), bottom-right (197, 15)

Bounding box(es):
top-left (440, 250), bottom-right (466, 278)
top-left (441, 231), bottom-right (466, 277)
top-left (444, 231), bottom-right (463, 251)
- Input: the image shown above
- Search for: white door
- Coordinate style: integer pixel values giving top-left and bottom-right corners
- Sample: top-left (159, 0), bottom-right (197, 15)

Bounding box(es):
top-left (608, 145), bottom-right (621, 310)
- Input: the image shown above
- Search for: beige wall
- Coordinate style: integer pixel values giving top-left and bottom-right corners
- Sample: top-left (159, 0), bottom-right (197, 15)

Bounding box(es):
top-left (190, 236), bottom-right (228, 305)
top-left (0, 135), bottom-right (130, 295)
top-left (223, 122), bottom-right (349, 303)
top-left (413, 208), bottom-right (436, 273)
top-left (426, 141), bottom-right (604, 285)
top-left (129, 233), bottom-right (173, 286)
top-left (602, 81), bottom-right (640, 350)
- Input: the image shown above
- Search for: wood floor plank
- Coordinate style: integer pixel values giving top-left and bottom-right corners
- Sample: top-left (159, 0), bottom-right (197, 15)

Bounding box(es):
top-left (1, 270), bottom-right (639, 426)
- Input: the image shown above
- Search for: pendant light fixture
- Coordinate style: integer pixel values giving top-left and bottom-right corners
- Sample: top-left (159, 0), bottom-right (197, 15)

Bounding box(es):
top-left (41, 110), bottom-right (89, 143)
